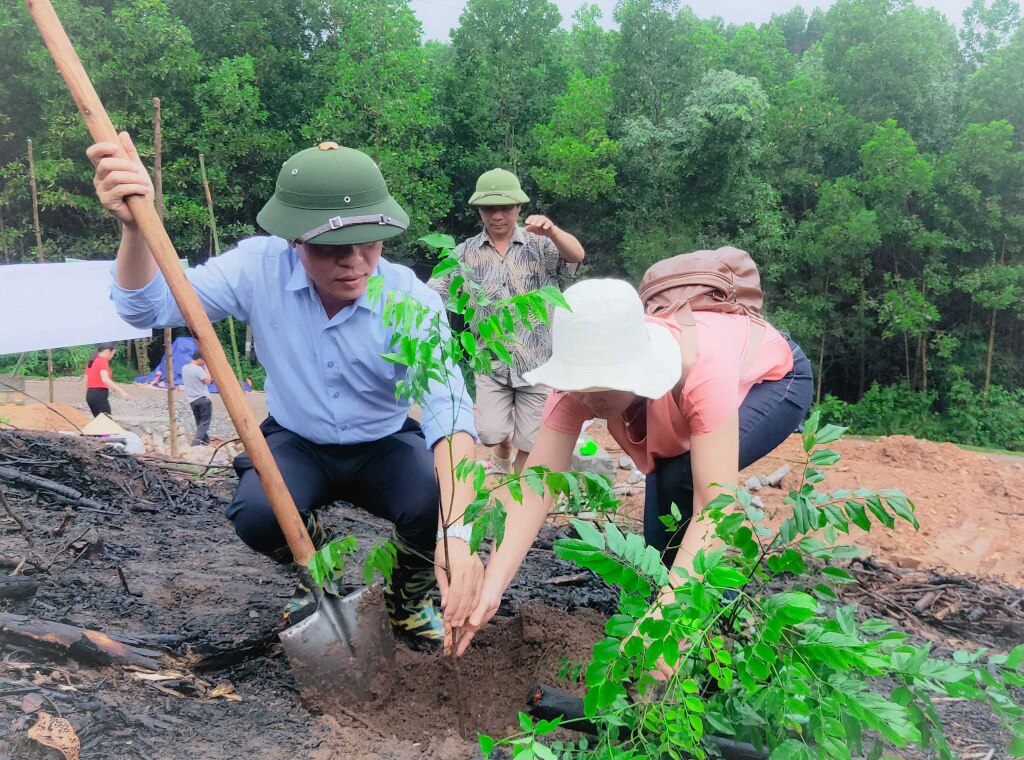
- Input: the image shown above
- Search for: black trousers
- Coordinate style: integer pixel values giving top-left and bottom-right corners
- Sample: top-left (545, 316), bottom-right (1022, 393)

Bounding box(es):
top-left (189, 397), bottom-right (212, 445)
top-left (86, 388), bottom-right (111, 417)
top-left (225, 417), bottom-right (438, 567)
top-left (644, 338), bottom-right (814, 567)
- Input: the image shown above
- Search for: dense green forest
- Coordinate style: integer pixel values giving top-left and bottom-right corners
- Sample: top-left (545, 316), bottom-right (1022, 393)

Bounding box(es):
top-left (1, 0), bottom-right (1022, 448)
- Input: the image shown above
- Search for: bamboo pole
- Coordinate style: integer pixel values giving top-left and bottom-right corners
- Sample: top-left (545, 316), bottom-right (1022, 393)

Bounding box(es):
top-left (198, 152), bottom-right (243, 384)
top-left (152, 98), bottom-right (178, 457)
top-left (23, 0), bottom-right (315, 563)
top-left (0, 209), bottom-right (8, 263)
top-left (27, 139), bottom-right (55, 403)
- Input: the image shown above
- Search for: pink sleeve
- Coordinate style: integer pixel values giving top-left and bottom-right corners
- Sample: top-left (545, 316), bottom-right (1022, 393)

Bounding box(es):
top-left (541, 391), bottom-right (590, 435)
top-left (681, 349), bottom-right (741, 436)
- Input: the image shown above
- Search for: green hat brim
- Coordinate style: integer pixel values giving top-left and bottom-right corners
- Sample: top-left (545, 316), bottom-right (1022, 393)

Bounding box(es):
top-left (256, 193), bottom-right (409, 245)
top-left (469, 190), bottom-right (530, 206)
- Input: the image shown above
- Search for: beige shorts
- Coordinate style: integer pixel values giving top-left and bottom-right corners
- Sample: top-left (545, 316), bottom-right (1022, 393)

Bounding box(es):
top-left (474, 374), bottom-right (550, 452)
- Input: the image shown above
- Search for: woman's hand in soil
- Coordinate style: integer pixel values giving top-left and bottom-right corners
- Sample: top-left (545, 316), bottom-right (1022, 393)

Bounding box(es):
top-left (436, 538), bottom-right (484, 629)
top-left (454, 576), bottom-right (503, 656)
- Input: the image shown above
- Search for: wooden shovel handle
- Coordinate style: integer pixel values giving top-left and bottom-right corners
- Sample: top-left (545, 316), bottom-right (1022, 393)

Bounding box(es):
top-left (24, 0), bottom-right (316, 566)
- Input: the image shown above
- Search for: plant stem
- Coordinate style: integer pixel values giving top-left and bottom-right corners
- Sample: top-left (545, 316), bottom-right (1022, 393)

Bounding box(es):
top-left (436, 463), bottom-right (468, 738)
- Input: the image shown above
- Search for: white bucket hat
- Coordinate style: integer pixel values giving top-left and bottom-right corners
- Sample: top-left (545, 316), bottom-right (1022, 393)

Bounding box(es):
top-left (523, 279), bottom-right (682, 399)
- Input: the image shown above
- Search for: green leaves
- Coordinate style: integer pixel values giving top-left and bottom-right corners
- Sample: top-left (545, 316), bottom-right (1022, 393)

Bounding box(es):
top-left (814, 423), bottom-right (849, 446)
top-left (880, 489), bottom-right (919, 530)
top-left (769, 739), bottom-right (812, 760)
top-left (549, 442), bottom-right (1019, 759)
top-left (430, 256), bottom-right (460, 280)
top-left (763, 591), bottom-right (818, 626)
top-left (844, 499), bottom-right (871, 531)
top-left (809, 447), bottom-right (841, 467)
top-left (419, 232), bottom-right (457, 251)
top-left (362, 540), bottom-right (397, 585)
top-left (554, 519), bottom-right (669, 595)
top-left (308, 535), bottom-right (358, 588)
top-left (704, 566), bottom-right (749, 589)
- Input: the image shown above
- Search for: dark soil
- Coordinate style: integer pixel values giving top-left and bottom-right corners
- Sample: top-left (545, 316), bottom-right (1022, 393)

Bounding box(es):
top-left (0, 429), bottom-right (1020, 759)
top-left (0, 430), bottom-right (613, 760)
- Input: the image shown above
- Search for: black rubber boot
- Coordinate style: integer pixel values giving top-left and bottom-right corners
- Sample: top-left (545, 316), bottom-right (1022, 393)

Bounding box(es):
top-left (384, 546), bottom-right (445, 642)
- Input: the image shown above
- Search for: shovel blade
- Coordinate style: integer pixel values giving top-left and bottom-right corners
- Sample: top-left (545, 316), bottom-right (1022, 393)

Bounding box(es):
top-left (279, 584), bottom-right (394, 705)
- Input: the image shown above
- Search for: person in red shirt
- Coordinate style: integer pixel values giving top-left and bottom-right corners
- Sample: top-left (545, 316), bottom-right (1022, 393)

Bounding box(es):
top-left (84, 343), bottom-right (130, 417)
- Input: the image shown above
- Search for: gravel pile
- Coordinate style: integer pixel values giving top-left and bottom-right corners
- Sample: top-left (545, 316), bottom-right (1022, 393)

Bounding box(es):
top-left (70, 390), bottom-right (242, 463)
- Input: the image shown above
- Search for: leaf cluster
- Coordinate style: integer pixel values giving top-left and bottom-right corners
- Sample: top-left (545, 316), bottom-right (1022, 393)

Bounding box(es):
top-left (481, 413), bottom-right (1024, 759)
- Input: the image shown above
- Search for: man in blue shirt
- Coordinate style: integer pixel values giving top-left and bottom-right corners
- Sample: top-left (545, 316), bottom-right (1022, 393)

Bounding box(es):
top-left (87, 136), bottom-right (482, 642)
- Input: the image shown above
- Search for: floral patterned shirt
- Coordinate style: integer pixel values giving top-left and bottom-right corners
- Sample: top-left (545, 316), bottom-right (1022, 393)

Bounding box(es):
top-left (430, 225), bottom-right (561, 387)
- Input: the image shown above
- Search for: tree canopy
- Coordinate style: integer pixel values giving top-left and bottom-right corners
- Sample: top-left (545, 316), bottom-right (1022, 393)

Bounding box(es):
top-left (2, 0), bottom-right (1023, 447)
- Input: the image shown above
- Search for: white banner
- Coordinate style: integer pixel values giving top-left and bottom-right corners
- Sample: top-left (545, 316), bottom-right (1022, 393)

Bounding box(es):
top-left (0, 261), bottom-right (151, 354)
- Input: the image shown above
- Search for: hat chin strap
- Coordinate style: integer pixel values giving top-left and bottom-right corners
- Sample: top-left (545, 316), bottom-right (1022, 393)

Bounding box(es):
top-left (472, 192), bottom-right (523, 203)
top-left (294, 213), bottom-right (408, 244)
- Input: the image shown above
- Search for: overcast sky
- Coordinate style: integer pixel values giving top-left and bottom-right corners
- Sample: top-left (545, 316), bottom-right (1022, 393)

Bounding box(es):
top-left (411, 0), bottom-right (973, 42)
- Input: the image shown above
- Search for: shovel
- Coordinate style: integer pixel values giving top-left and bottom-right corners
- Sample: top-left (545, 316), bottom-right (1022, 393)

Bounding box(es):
top-left (24, 0), bottom-right (394, 705)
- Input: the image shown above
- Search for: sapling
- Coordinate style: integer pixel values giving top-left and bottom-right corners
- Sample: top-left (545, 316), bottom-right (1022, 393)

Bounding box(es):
top-left (481, 412), bottom-right (1024, 760)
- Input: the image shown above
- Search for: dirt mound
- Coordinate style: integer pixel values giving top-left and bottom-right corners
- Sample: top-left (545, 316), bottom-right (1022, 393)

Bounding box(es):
top-left (863, 434), bottom-right (986, 471)
top-left (310, 604), bottom-right (604, 760)
top-left (0, 401), bottom-right (91, 432)
top-left (591, 423), bottom-right (1024, 585)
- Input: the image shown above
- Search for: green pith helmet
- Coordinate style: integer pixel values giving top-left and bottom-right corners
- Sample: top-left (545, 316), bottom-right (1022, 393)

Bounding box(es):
top-left (257, 142), bottom-right (409, 245)
top-left (468, 168), bottom-right (530, 206)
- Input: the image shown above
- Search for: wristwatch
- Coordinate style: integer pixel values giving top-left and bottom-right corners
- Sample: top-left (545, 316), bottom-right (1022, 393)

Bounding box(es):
top-left (437, 524), bottom-right (473, 544)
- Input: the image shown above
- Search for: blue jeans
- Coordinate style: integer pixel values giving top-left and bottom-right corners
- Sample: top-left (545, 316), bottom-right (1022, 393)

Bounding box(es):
top-left (643, 338), bottom-right (813, 567)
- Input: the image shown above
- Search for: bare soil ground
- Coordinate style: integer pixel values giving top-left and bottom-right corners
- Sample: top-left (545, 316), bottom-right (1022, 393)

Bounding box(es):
top-left (12, 376), bottom-right (1023, 584)
top-left (0, 429), bottom-right (616, 760)
top-left (1, 385), bottom-right (1022, 759)
top-left (597, 427), bottom-right (1024, 585)
top-left (18, 376), bottom-right (270, 426)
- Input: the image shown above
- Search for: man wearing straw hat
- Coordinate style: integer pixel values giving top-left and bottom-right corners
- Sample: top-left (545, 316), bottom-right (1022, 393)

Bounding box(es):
top-left (431, 168), bottom-right (585, 475)
top-left (87, 135), bottom-right (482, 642)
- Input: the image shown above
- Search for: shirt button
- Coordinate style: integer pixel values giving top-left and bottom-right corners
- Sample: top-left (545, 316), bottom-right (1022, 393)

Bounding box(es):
top-left (327, 361), bottom-right (334, 368)
top-left (332, 392), bottom-right (340, 399)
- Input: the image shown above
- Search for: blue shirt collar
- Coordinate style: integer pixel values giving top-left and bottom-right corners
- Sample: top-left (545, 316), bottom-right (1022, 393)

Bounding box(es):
top-left (285, 251), bottom-right (311, 292)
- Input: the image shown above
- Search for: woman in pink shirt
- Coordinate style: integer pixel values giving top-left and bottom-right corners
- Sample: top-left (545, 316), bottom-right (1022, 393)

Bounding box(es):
top-left (456, 278), bottom-right (812, 654)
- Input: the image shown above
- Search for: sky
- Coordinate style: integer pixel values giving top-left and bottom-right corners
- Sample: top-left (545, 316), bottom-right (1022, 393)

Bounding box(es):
top-left (410, 0), bottom-right (974, 41)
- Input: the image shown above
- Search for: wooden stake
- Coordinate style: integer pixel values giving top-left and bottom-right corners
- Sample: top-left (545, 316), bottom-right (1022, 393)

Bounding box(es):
top-left (152, 98), bottom-right (178, 457)
top-left (0, 208), bottom-right (8, 263)
top-left (27, 138), bottom-right (54, 403)
top-left (27, 140), bottom-right (44, 262)
top-left (47, 350), bottom-right (54, 404)
top-left (198, 152), bottom-right (243, 384)
top-left (24, 0), bottom-right (316, 564)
